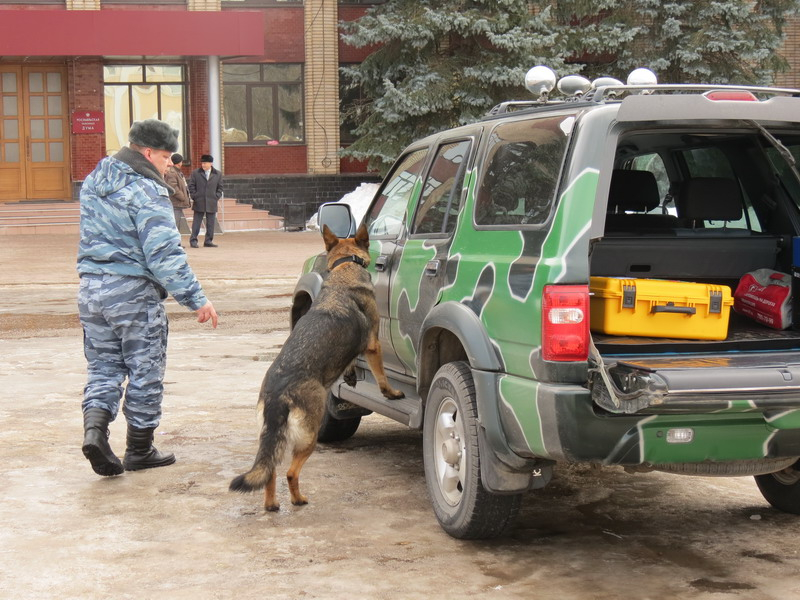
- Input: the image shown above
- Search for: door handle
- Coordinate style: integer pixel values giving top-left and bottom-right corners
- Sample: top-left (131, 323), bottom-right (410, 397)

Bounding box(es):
top-left (425, 260), bottom-right (440, 276)
top-left (375, 255), bottom-right (388, 272)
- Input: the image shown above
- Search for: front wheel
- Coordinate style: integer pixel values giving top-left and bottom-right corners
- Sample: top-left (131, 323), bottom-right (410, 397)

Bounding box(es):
top-left (422, 361), bottom-right (521, 539)
top-left (754, 460), bottom-right (800, 514)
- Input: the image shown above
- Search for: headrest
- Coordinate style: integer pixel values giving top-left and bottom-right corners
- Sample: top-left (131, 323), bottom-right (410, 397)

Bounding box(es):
top-left (678, 178), bottom-right (743, 222)
top-left (608, 169), bottom-right (660, 213)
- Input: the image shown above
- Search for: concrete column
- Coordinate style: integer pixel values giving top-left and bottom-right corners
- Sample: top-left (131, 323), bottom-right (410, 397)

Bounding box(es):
top-left (304, 0), bottom-right (340, 174)
top-left (208, 55), bottom-right (222, 171)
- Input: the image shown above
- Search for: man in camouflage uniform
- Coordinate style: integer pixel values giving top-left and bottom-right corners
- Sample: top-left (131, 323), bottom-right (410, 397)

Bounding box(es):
top-left (78, 119), bottom-right (219, 477)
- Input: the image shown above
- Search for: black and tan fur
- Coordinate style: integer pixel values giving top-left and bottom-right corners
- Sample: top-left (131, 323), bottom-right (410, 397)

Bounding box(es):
top-left (229, 224), bottom-right (404, 510)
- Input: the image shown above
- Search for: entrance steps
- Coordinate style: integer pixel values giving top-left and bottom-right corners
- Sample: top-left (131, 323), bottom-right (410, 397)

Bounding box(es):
top-left (0, 199), bottom-right (284, 235)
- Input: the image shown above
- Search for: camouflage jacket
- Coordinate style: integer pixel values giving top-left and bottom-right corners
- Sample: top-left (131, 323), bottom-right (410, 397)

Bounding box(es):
top-left (77, 147), bottom-right (207, 311)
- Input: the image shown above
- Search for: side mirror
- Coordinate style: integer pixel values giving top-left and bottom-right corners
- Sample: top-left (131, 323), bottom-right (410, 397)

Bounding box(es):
top-left (318, 202), bottom-right (356, 238)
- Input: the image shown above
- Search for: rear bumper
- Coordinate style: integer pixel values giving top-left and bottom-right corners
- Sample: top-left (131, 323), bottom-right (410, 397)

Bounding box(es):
top-left (493, 373), bottom-right (800, 466)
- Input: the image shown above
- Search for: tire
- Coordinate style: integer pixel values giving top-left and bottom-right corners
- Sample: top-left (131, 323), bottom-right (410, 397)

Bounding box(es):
top-left (754, 460), bottom-right (800, 514)
top-left (422, 361), bottom-right (522, 539)
top-left (317, 393), bottom-right (361, 443)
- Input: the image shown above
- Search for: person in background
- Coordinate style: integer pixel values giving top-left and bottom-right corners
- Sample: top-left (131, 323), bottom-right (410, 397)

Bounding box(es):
top-left (77, 119), bottom-right (219, 477)
top-left (165, 153), bottom-right (191, 241)
top-left (188, 154), bottom-right (223, 248)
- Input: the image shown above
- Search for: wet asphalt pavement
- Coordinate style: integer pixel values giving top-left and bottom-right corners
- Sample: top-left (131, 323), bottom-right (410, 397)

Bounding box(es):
top-left (1, 230), bottom-right (798, 599)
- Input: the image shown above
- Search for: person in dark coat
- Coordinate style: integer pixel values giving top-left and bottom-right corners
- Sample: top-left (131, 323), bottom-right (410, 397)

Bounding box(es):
top-left (164, 153), bottom-right (191, 238)
top-left (188, 154), bottom-right (224, 248)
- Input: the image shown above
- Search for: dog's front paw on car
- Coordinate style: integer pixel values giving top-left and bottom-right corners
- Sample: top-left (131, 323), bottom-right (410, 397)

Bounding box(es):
top-left (381, 386), bottom-right (404, 400)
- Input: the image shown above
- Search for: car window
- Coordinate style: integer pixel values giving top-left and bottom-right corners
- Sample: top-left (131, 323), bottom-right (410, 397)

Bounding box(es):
top-left (680, 147), bottom-right (759, 231)
top-left (412, 139), bottom-right (471, 236)
top-left (630, 153), bottom-right (670, 202)
top-left (475, 115), bottom-right (569, 227)
top-left (766, 137), bottom-right (800, 208)
top-left (366, 149), bottom-right (429, 238)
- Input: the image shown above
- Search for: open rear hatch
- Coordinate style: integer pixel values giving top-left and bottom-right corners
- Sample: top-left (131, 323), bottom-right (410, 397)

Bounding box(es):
top-left (589, 348), bottom-right (800, 414)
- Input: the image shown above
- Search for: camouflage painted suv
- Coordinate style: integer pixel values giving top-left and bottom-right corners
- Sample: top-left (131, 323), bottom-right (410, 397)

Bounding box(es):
top-left (293, 67), bottom-right (800, 539)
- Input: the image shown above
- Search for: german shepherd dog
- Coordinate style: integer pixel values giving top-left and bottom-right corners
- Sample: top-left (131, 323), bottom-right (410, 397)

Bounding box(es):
top-left (229, 223), bottom-right (404, 511)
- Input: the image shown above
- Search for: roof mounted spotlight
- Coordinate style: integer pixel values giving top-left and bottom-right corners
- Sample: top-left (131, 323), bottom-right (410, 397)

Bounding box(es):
top-left (525, 66), bottom-right (557, 102)
top-left (557, 75), bottom-right (592, 98)
top-left (592, 76), bottom-right (624, 89)
top-left (591, 76), bottom-right (624, 99)
top-left (627, 68), bottom-right (658, 94)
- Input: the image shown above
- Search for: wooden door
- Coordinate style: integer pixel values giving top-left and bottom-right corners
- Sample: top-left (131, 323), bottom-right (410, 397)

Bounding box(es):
top-left (0, 65), bottom-right (71, 202)
top-left (0, 66), bottom-right (25, 200)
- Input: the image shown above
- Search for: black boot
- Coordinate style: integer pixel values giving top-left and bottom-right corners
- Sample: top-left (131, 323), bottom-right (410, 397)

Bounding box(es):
top-left (122, 425), bottom-right (176, 471)
top-left (82, 408), bottom-right (124, 477)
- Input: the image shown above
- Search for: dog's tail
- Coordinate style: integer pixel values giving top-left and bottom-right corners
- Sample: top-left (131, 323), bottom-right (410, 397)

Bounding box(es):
top-left (229, 400), bottom-right (290, 493)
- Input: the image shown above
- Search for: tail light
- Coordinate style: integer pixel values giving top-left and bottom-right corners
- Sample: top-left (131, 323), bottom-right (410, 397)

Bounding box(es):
top-left (542, 284), bottom-right (590, 361)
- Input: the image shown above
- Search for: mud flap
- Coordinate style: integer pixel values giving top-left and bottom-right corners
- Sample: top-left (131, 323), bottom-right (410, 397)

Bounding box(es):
top-left (478, 427), bottom-right (553, 493)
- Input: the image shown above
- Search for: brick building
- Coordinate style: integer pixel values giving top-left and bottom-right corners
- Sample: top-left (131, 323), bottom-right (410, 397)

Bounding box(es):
top-left (0, 0), bottom-right (380, 218)
top-left (0, 4), bottom-right (798, 218)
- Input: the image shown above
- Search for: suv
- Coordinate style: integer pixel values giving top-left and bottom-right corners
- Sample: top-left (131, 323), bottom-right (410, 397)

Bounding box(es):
top-left (292, 68), bottom-right (800, 539)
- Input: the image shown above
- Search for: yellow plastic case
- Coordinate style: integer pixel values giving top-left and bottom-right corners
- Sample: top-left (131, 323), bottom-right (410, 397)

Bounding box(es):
top-left (589, 277), bottom-right (734, 340)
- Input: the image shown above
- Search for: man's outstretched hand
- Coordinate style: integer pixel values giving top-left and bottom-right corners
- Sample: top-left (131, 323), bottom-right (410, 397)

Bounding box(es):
top-left (196, 300), bottom-right (219, 329)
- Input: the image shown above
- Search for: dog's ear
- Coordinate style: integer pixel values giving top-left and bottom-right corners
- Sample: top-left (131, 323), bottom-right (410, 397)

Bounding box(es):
top-left (354, 223), bottom-right (370, 251)
top-left (322, 224), bottom-right (339, 252)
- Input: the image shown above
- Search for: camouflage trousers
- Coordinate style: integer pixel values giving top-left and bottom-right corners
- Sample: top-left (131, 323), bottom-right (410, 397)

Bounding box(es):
top-left (78, 274), bottom-right (168, 429)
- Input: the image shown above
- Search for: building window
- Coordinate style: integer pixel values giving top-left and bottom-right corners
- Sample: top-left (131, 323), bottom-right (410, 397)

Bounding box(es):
top-left (222, 63), bottom-right (304, 144)
top-left (103, 64), bottom-right (187, 156)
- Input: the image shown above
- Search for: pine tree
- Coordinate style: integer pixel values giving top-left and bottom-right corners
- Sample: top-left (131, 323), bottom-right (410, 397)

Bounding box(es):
top-left (341, 0), bottom-right (800, 172)
top-left (340, 0), bottom-right (572, 172)
top-left (558, 0), bottom-right (799, 84)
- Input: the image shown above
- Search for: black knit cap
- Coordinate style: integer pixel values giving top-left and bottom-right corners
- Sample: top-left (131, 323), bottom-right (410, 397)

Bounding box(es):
top-left (128, 119), bottom-right (179, 153)
top-left (171, 153), bottom-right (184, 164)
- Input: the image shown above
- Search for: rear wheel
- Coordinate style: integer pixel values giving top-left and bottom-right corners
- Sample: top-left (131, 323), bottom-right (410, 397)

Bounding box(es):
top-left (422, 361), bottom-right (521, 539)
top-left (754, 460), bottom-right (800, 514)
top-left (317, 393), bottom-right (361, 443)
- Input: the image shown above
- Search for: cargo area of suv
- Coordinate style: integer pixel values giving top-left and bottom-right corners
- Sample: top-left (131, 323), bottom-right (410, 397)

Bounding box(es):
top-left (588, 124), bottom-right (800, 416)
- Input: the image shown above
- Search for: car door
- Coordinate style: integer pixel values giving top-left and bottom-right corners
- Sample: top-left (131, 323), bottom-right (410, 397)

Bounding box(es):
top-left (363, 147), bottom-right (430, 374)
top-left (385, 137), bottom-right (476, 376)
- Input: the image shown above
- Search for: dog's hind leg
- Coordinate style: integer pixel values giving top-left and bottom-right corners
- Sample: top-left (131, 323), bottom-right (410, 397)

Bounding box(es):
top-left (287, 441), bottom-right (316, 506)
top-left (365, 336), bottom-right (404, 399)
top-left (264, 471), bottom-right (279, 512)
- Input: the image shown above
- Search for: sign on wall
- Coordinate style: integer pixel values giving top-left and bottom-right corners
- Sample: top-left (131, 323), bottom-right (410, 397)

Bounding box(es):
top-left (71, 110), bottom-right (104, 134)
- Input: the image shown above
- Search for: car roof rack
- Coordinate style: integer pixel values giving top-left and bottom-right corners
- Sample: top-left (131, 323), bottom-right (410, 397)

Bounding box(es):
top-left (588, 83), bottom-right (800, 103)
top-left (486, 82), bottom-right (800, 117)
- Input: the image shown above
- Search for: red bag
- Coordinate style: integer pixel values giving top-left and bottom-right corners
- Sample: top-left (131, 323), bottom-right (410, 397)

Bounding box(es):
top-left (733, 269), bottom-right (792, 330)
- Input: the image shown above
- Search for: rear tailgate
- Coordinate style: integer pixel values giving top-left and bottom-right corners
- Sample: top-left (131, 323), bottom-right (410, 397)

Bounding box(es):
top-left (589, 350), bottom-right (800, 414)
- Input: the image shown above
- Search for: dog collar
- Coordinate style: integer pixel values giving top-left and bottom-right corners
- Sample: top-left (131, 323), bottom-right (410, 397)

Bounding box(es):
top-left (330, 255), bottom-right (368, 270)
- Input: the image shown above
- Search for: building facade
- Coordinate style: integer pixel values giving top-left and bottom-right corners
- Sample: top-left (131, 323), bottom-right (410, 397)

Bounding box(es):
top-left (0, 3), bottom-right (798, 216)
top-left (0, 0), bottom-right (378, 216)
